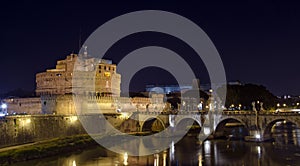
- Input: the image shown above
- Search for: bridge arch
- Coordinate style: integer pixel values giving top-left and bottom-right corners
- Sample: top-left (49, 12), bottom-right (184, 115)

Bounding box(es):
top-left (214, 117), bottom-right (249, 138)
top-left (263, 118), bottom-right (299, 136)
top-left (174, 117), bottom-right (202, 136)
top-left (140, 117), bottom-right (166, 132)
top-left (175, 115), bottom-right (202, 127)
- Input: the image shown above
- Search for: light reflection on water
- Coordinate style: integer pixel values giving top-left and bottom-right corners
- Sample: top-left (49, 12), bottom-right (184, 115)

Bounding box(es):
top-left (14, 127), bottom-right (300, 166)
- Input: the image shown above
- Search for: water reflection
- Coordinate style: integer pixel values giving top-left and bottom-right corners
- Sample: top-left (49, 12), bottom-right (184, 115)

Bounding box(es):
top-left (123, 152), bottom-right (128, 165)
top-left (14, 126), bottom-right (300, 166)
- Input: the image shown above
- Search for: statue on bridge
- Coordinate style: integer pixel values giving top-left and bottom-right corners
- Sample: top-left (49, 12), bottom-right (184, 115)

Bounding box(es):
top-left (252, 102), bottom-right (257, 112)
top-left (252, 101), bottom-right (265, 112)
top-left (260, 102), bottom-right (265, 112)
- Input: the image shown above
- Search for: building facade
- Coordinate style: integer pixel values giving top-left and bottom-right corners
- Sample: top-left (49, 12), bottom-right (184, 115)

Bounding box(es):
top-left (36, 54), bottom-right (121, 97)
top-left (4, 97), bottom-right (42, 114)
top-left (34, 53), bottom-right (169, 115)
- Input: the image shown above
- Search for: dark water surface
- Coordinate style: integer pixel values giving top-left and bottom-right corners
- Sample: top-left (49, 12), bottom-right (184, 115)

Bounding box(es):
top-left (14, 126), bottom-right (300, 166)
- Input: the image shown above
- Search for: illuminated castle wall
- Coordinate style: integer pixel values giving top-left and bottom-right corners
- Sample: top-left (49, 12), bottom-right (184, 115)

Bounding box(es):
top-left (34, 53), bottom-right (166, 115)
top-left (36, 54), bottom-right (121, 97)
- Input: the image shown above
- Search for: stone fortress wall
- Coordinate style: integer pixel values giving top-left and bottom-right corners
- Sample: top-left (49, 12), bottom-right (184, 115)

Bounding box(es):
top-left (4, 98), bottom-right (42, 115)
top-left (4, 94), bottom-right (167, 115)
top-left (41, 93), bottom-right (166, 115)
top-left (0, 114), bottom-right (130, 148)
top-left (0, 115), bottom-right (86, 148)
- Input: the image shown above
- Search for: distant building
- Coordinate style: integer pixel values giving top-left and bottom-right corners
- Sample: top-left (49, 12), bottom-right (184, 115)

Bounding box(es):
top-left (145, 84), bottom-right (193, 94)
top-left (228, 80), bottom-right (242, 85)
top-left (36, 54), bottom-right (121, 97)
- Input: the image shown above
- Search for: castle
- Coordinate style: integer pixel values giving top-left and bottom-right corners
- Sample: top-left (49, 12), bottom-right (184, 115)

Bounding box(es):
top-left (5, 52), bottom-right (166, 115)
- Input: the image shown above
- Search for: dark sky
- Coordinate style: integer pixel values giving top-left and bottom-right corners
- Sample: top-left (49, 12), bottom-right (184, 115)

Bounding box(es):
top-left (0, 0), bottom-right (300, 96)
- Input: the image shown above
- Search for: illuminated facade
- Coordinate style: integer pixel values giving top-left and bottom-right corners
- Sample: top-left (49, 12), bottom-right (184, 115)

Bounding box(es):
top-left (33, 53), bottom-right (170, 115)
top-left (4, 97), bottom-right (41, 114)
top-left (36, 54), bottom-right (121, 96)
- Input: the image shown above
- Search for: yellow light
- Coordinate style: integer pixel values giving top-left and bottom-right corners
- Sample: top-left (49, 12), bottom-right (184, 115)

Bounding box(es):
top-left (297, 103), bottom-right (299, 106)
top-left (277, 103), bottom-right (280, 107)
top-left (198, 154), bottom-right (202, 166)
top-left (104, 72), bottom-right (111, 77)
top-left (283, 103), bottom-right (287, 107)
top-left (70, 116), bottom-right (78, 123)
top-left (26, 119), bottom-right (31, 124)
top-left (123, 152), bottom-right (128, 165)
top-left (163, 152), bottom-right (167, 166)
top-left (120, 113), bottom-right (129, 119)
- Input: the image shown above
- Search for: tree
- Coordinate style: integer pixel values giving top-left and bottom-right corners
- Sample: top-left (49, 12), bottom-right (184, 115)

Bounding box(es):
top-left (218, 84), bottom-right (277, 110)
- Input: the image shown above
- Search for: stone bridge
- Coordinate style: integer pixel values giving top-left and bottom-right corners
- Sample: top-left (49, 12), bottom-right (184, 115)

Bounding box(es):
top-left (122, 111), bottom-right (300, 139)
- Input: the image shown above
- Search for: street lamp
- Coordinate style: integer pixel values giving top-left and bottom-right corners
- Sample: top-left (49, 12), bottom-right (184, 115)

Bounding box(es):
top-left (1, 103), bottom-right (7, 109)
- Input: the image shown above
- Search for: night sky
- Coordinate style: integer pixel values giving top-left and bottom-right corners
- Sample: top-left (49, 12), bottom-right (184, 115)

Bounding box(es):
top-left (1, 0), bottom-right (300, 96)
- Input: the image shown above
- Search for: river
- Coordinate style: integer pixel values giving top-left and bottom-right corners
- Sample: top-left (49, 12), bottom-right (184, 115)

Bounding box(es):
top-left (14, 123), bottom-right (300, 166)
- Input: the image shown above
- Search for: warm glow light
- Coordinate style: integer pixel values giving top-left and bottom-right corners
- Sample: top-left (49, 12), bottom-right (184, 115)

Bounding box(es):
top-left (26, 119), bottom-right (31, 124)
top-left (283, 103), bottom-right (287, 107)
top-left (120, 112), bottom-right (129, 119)
top-left (198, 154), bottom-right (202, 166)
top-left (104, 72), bottom-right (111, 77)
top-left (277, 103), bottom-right (280, 107)
top-left (70, 116), bottom-right (78, 123)
top-left (297, 103), bottom-right (300, 106)
top-left (154, 154), bottom-right (159, 166)
top-left (163, 152), bottom-right (167, 166)
top-left (123, 152), bottom-right (128, 165)
top-left (72, 160), bottom-right (76, 166)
